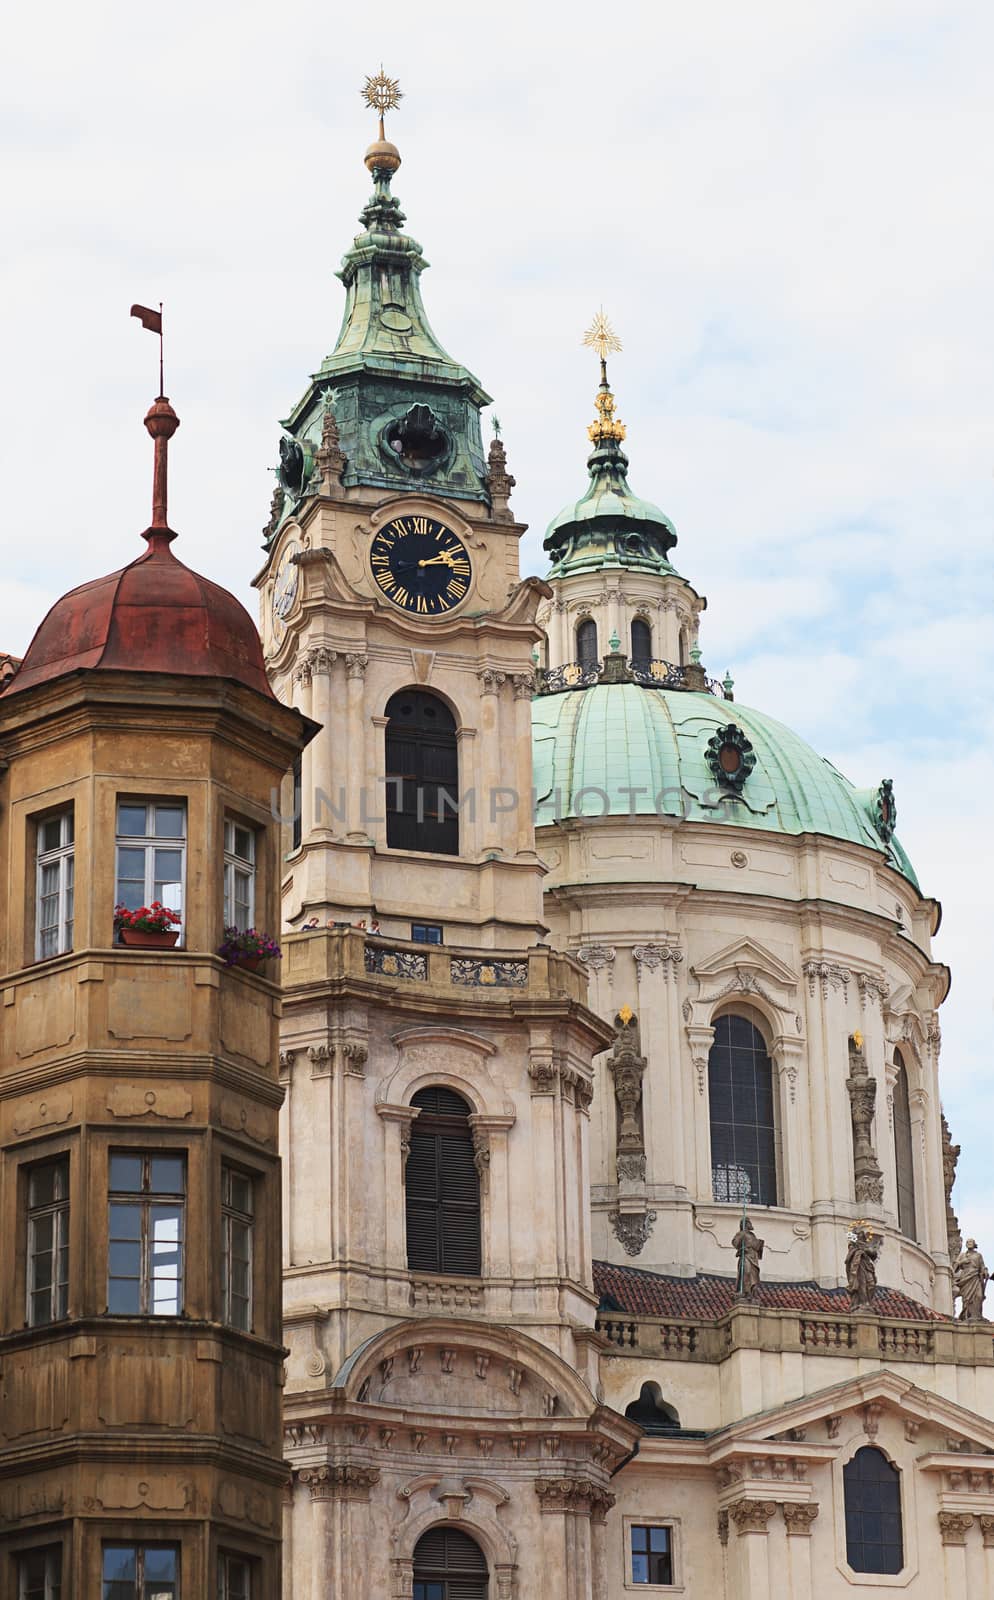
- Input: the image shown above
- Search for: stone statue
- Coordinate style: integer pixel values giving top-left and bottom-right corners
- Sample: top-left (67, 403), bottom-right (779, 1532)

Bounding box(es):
top-left (846, 1034), bottom-right (884, 1204)
top-left (954, 1239), bottom-right (989, 1322)
top-left (845, 1224), bottom-right (880, 1310)
top-left (732, 1218), bottom-right (764, 1298)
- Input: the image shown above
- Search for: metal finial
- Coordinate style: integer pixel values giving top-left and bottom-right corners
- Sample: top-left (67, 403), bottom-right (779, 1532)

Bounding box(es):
top-left (361, 68), bottom-right (403, 139)
top-left (582, 308), bottom-right (623, 362)
top-left (492, 415), bottom-right (502, 439)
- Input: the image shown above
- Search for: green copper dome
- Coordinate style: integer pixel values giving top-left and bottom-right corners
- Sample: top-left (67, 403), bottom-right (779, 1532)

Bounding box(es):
top-left (531, 684), bottom-right (918, 887)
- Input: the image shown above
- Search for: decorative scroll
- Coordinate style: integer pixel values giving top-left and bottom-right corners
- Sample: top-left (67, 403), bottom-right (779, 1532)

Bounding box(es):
top-left (364, 945), bottom-right (428, 981)
top-left (451, 958), bottom-right (528, 988)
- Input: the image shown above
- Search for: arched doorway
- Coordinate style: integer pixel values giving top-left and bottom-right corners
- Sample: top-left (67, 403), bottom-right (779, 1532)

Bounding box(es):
top-left (413, 1526), bottom-right (489, 1599)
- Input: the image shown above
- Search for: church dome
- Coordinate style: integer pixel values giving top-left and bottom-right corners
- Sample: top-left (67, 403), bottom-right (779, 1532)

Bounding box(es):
top-left (532, 682), bottom-right (917, 886)
top-left (4, 532), bottom-right (275, 701)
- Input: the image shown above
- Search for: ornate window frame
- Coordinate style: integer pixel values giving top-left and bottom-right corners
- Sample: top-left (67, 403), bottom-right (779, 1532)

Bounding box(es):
top-left (831, 1430), bottom-right (919, 1587)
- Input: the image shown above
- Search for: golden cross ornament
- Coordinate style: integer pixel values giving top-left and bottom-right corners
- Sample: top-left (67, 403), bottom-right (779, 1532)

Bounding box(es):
top-left (582, 309), bottom-right (623, 362)
top-left (361, 69), bottom-right (403, 117)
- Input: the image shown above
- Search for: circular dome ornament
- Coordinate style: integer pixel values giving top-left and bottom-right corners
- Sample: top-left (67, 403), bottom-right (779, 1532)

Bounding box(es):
top-left (705, 724), bottom-right (757, 795)
top-left (874, 778), bottom-right (897, 843)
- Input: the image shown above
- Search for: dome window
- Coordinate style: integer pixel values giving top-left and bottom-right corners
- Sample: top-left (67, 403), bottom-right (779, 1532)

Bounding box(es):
top-left (705, 724), bottom-right (756, 794)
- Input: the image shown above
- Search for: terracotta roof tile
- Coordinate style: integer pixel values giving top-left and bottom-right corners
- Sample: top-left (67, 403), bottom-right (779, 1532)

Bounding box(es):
top-left (593, 1260), bottom-right (948, 1322)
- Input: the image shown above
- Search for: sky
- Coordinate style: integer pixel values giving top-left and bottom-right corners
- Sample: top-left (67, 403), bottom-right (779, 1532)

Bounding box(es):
top-left (2, 2), bottom-right (992, 1250)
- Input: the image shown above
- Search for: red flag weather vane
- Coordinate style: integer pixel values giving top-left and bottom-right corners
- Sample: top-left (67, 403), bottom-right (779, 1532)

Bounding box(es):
top-left (131, 301), bottom-right (164, 397)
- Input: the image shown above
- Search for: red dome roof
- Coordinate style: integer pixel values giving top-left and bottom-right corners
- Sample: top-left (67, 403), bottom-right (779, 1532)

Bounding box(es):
top-left (4, 530), bottom-right (275, 701)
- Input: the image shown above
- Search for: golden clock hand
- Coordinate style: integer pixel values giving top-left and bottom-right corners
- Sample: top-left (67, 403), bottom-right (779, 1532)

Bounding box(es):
top-left (418, 551), bottom-right (462, 568)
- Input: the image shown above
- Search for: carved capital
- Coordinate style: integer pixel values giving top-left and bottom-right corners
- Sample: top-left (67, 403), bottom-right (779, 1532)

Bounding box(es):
top-left (938, 1511), bottom-right (974, 1546)
top-left (979, 1515), bottom-right (994, 1548)
top-left (534, 1476), bottom-right (614, 1518)
top-left (299, 1465), bottom-right (380, 1501)
top-left (344, 652), bottom-right (368, 680)
top-left (576, 944), bottom-right (616, 973)
top-left (781, 1502), bottom-right (819, 1536)
top-left (728, 1498), bottom-right (778, 1534)
top-left (634, 942), bottom-right (683, 981)
top-left (477, 667), bottom-right (507, 695)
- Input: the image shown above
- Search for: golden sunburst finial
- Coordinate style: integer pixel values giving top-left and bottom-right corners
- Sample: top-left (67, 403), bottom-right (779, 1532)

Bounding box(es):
top-left (361, 69), bottom-right (404, 173)
top-left (582, 308), bottom-right (623, 363)
top-left (583, 310), bottom-right (626, 446)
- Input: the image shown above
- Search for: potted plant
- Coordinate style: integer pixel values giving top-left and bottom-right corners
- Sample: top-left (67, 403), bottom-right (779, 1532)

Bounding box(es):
top-left (114, 901), bottom-right (182, 949)
top-left (217, 926), bottom-right (282, 973)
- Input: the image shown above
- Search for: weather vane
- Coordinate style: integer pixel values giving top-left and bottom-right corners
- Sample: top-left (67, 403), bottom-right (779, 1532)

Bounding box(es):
top-left (361, 68), bottom-right (403, 139)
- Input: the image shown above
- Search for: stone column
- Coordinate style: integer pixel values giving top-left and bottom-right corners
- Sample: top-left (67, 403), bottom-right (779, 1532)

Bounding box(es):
top-left (686, 1022), bottom-right (716, 1200)
top-left (477, 669), bottom-right (507, 852)
top-left (455, 724), bottom-right (480, 856)
top-left (295, 652), bottom-right (315, 842)
top-left (781, 1502), bottom-right (818, 1600)
top-left (535, 1477), bottom-right (613, 1599)
top-left (771, 1036), bottom-right (805, 1210)
top-left (511, 674), bottom-right (536, 854)
top-left (345, 652), bottom-right (369, 842)
top-left (308, 647), bottom-right (337, 838)
top-left (802, 959), bottom-right (853, 1280)
top-left (727, 1498), bottom-right (777, 1599)
top-left (939, 1511), bottom-right (973, 1597)
top-left (376, 1103), bottom-right (420, 1273)
top-left (469, 1113), bottom-right (514, 1280)
top-left (299, 1466), bottom-right (380, 1600)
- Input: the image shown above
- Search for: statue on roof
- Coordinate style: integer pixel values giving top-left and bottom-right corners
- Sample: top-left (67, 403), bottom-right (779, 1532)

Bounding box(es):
top-left (954, 1239), bottom-right (989, 1322)
top-left (845, 1222), bottom-right (880, 1310)
top-left (732, 1216), bottom-right (764, 1299)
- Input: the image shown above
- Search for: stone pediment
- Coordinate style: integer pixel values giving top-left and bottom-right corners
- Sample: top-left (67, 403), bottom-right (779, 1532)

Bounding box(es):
top-left (691, 937), bottom-right (798, 992)
top-left (711, 1371), bottom-right (994, 1459)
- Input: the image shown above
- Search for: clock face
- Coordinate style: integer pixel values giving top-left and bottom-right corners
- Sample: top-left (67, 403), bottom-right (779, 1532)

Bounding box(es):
top-left (271, 540), bottom-right (300, 644)
top-left (370, 515), bottom-right (471, 615)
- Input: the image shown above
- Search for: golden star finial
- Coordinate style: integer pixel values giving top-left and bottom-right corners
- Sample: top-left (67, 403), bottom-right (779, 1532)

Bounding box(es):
top-left (361, 68), bottom-right (403, 128)
top-left (582, 309), bottom-right (623, 362)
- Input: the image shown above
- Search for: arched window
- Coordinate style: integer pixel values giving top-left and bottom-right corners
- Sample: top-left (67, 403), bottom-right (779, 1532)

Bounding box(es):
top-left (413, 1527), bottom-right (488, 1600)
top-left (576, 618), bottom-right (598, 667)
top-left (708, 1013), bottom-right (779, 1206)
top-left (844, 1447), bottom-right (903, 1574)
top-left (625, 1382), bottom-right (681, 1434)
top-left (630, 617), bottom-right (652, 668)
top-left (405, 1087), bottom-right (481, 1277)
top-left (893, 1051), bottom-right (917, 1240)
top-left (384, 690), bottom-right (459, 856)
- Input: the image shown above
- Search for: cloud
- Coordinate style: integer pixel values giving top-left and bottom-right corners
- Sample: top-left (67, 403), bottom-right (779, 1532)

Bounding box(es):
top-left (3, 0), bottom-right (992, 1245)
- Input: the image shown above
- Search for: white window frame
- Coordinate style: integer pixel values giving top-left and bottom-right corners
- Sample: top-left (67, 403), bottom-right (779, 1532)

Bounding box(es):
top-left (218, 1551), bottom-right (252, 1599)
top-left (107, 1153), bottom-right (186, 1317)
top-left (221, 1165), bottom-right (254, 1332)
top-left (623, 1516), bottom-right (683, 1592)
top-left (223, 818), bottom-right (257, 931)
top-left (27, 1157), bottom-right (70, 1327)
top-left (17, 1543), bottom-right (62, 1599)
top-left (115, 800), bottom-right (186, 947)
top-left (35, 809), bottom-right (74, 961)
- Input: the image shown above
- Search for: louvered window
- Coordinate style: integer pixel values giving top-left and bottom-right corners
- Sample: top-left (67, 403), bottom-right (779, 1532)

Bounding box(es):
top-left (576, 618), bottom-right (598, 667)
top-left (413, 1527), bottom-right (488, 1600)
top-left (892, 1053), bottom-right (917, 1240)
top-left (844, 1447), bottom-right (904, 1574)
top-left (406, 1088), bottom-right (481, 1277)
top-left (385, 691), bottom-right (459, 856)
top-left (630, 618), bottom-right (652, 668)
top-left (708, 1014), bottom-right (779, 1206)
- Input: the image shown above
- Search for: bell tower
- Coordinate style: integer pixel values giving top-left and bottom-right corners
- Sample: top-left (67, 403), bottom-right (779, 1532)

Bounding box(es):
top-left (258, 83), bottom-right (627, 1597)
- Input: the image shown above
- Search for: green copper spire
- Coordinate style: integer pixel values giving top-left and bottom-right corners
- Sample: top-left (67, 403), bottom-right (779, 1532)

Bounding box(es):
top-left (268, 78), bottom-right (492, 540)
top-left (544, 315), bottom-right (680, 579)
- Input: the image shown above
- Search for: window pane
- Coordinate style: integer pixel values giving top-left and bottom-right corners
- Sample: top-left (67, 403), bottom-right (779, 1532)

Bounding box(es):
top-left (153, 807), bottom-right (184, 838)
top-left (109, 1240), bottom-right (142, 1276)
top-left (110, 1156), bottom-right (144, 1192)
top-left (107, 1277), bottom-right (142, 1313)
top-left (233, 826), bottom-right (254, 862)
top-left (117, 806), bottom-right (148, 837)
top-left (649, 1528), bottom-right (670, 1553)
top-left (152, 849), bottom-right (182, 885)
top-left (109, 1201), bottom-right (143, 1238)
top-left (632, 1552), bottom-right (649, 1583)
top-left (150, 1157), bottom-right (185, 1194)
top-left (40, 817), bottom-right (64, 853)
top-left (103, 1543), bottom-right (137, 1582)
top-left (228, 1173), bottom-right (253, 1213)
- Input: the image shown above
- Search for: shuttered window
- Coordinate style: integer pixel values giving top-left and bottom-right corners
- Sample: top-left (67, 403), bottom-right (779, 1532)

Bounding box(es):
top-left (413, 1527), bottom-right (488, 1600)
top-left (385, 691), bottom-right (459, 856)
top-left (893, 1053), bottom-right (917, 1240)
top-left (576, 619), bottom-right (598, 667)
top-left (708, 1014), bottom-right (779, 1206)
top-left (406, 1088), bottom-right (481, 1277)
top-left (630, 618), bottom-right (652, 667)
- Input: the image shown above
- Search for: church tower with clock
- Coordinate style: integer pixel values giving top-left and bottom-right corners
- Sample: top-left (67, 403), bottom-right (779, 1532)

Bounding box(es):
top-left (256, 79), bottom-right (632, 1597)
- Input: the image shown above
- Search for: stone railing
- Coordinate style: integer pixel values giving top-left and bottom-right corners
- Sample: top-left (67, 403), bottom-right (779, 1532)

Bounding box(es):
top-left (593, 1305), bottom-right (992, 1367)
